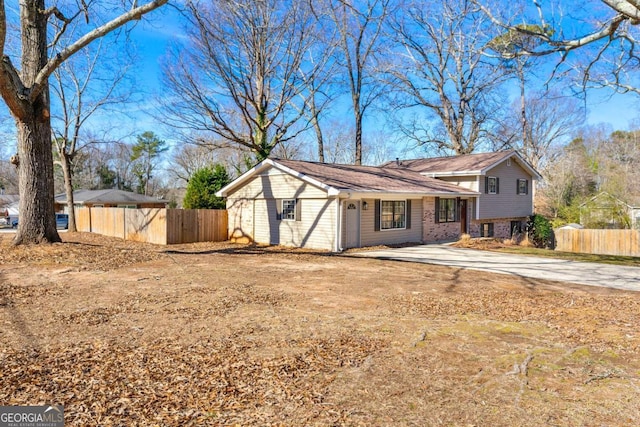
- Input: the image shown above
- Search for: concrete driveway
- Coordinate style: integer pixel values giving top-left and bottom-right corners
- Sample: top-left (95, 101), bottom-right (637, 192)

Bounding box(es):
top-left (353, 245), bottom-right (640, 292)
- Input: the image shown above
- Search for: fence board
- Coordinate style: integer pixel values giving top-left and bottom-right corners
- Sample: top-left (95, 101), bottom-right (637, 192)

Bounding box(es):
top-left (74, 207), bottom-right (227, 245)
top-left (555, 229), bottom-right (640, 257)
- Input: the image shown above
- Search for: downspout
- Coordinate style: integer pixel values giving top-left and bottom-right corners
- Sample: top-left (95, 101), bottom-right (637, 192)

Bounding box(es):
top-left (336, 197), bottom-right (343, 252)
top-left (531, 178), bottom-right (536, 214)
top-left (476, 176), bottom-right (481, 220)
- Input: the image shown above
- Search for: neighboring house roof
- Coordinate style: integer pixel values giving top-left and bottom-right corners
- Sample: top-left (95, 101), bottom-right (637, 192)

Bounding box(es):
top-left (579, 192), bottom-right (639, 209)
top-left (217, 158), bottom-right (480, 198)
top-left (384, 150), bottom-right (542, 180)
top-left (55, 189), bottom-right (164, 205)
top-left (5, 201), bottom-right (19, 216)
top-left (0, 194), bottom-right (19, 207)
top-left (557, 223), bottom-right (584, 229)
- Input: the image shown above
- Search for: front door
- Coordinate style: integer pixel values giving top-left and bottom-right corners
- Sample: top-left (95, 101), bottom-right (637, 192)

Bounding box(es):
top-left (345, 201), bottom-right (360, 248)
top-left (460, 199), bottom-right (467, 234)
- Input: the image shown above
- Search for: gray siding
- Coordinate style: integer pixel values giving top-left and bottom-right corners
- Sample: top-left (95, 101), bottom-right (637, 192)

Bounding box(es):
top-left (478, 161), bottom-right (534, 219)
top-left (359, 198), bottom-right (423, 247)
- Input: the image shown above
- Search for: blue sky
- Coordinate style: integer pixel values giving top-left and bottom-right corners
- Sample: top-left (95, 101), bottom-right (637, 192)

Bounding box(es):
top-left (1, 2), bottom-right (639, 160)
top-left (121, 3), bottom-right (640, 145)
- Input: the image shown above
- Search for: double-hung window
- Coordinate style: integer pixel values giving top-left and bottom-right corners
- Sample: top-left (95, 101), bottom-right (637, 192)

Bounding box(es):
top-left (487, 176), bottom-right (498, 194)
top-left (281, 199), bottom-right (296, 221)
top-left (517, 179), bottom-right (528, 195)
top-left (438, 198), bottom-right (457, 223)
top-left (381, 200), bottom-right (406, 230)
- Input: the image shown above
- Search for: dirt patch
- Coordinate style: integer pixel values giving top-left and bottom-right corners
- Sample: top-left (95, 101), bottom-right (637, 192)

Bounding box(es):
top-left (1, 233), bottom-right (639, 426)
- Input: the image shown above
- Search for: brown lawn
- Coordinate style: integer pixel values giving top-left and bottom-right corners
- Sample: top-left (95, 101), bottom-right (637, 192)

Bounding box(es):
top-left (1, 232), bottom-right (639, 426)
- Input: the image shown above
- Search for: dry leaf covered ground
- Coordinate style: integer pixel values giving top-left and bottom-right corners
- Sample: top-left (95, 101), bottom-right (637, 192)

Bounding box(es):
top-left (1, 232), bottom-right (639, 426)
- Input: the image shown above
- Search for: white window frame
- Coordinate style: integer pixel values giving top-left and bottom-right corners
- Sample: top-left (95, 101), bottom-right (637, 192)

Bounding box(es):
top-left (281, 199), bottom-right (296, 221)
top-left (517, 179), bottom-right (528, 195)
top-left (487, 176), bottom-right (498, 194)
top-left (380, 200), bottom-right (406, 230)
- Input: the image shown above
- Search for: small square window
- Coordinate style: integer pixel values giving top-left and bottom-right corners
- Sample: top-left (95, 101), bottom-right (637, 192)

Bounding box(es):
top-left (481, 223), bottom-right (494, 237)
top-left (281, 199), bottom-right (296, 221)
top-left (517, 179), bottom-right (528, 195)
top-left (510, 220), bottom-right (522, 236)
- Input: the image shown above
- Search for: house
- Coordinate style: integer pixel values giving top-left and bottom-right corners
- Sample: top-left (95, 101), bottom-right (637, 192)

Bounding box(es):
top-left (579, 192), bottom-right (640, 229)
top-left (55, 189), bottom-right (167, 212)
top-left (0, 195), bottom-right (19, 224)
top-left (216, 150), bottom-right (540, 251)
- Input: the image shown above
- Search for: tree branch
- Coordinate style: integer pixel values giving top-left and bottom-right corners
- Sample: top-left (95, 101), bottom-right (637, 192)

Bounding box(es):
top-left (476, 1), bottom-right (630, 57)
top-left (30, 0), bottom-right (168, 102)
top-left (0, 56), bottom-right (28, 118)
top-left (0, 0), bottom-right (5, 59)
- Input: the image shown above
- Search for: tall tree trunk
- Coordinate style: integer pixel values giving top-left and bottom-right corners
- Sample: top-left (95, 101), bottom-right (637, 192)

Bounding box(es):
top-left (519, 66), bottom-right (528, 152)
top-left (13, 0), bottom-right (60, 244)
top-left (14, 113), bottom-right (61, 244)
top-left (59, 152), bottom-right (77, 232)
top-left (309, 96), bottom-right (325, 163)
top-left (354, 108), bottom-right (362, 165)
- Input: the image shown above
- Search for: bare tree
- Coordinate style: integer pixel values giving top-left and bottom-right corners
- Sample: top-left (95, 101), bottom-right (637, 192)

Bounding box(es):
top-left (0, 0), bottom-right (167, 245)
top-left (326, 0), bottom-right (391, 165)
top-left (51, 38), bottom-right (133, 232)
top-left (296, 9), bottom-right (340, 163)
top-left (162, 0), bottom-right (318, 161)
top-left (492, 92), bottom-right (584, 170)
top-left (387, 0), bottom-right (506, 155)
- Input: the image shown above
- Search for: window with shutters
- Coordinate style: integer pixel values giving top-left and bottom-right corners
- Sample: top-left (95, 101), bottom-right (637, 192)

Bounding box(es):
top-left (381, 200), bottom-right (406, 230)
top-left (517, 179), bottom-right (528, 195)
top-left (487, 176), bottom-right (498, 194)
top-left (438, 198), bottom-right (457, 223)
top-left (281, 199), bottom-right (296, 221)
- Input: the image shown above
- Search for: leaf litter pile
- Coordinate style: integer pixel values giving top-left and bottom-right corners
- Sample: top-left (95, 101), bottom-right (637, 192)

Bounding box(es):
top-left (1, 336), bottom-right (380, 426)
top-left (1, 232), bottom-right (640, 425)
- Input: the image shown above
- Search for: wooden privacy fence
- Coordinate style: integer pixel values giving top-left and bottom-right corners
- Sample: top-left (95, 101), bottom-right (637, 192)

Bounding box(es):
top-left (75, 207), bottom-right (228, 245)
top-left (555, 229), bottom-right (640, 257)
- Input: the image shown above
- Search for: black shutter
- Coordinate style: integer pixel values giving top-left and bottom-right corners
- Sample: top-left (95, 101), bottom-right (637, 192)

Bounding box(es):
top-left (434, 197), bottom-right (440, 223)
top-left (374, 199), bottom-right (381, 231)
top-left (496, 177), bottom-right (500, 194)
top-left (485, 176), bottom-right (489, 194)
top-left (516, 179), bottom-right (519, 194)
top-left (525, 179), bottom-right (529, 195)
top-left (276, 199), bottom-right (282, 220)
top-left (406, 200), bottom-right (412, 229)
top-left (295, 199), bottom-right (302, 221)
top-left (455, 197), bottom-right (461, 222)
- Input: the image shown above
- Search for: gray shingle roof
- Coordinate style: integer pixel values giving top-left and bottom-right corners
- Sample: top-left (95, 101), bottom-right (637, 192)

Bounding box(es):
top-left (274, 159), bottom-right (476, 195)
top-left (383, 150), bottom-right (516, 174)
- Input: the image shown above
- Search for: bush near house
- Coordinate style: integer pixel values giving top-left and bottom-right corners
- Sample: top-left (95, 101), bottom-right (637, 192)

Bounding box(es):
top-left (183, 165), bottom-right (230, 210)
top-left (526, 214), bottom-right (553, 248)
